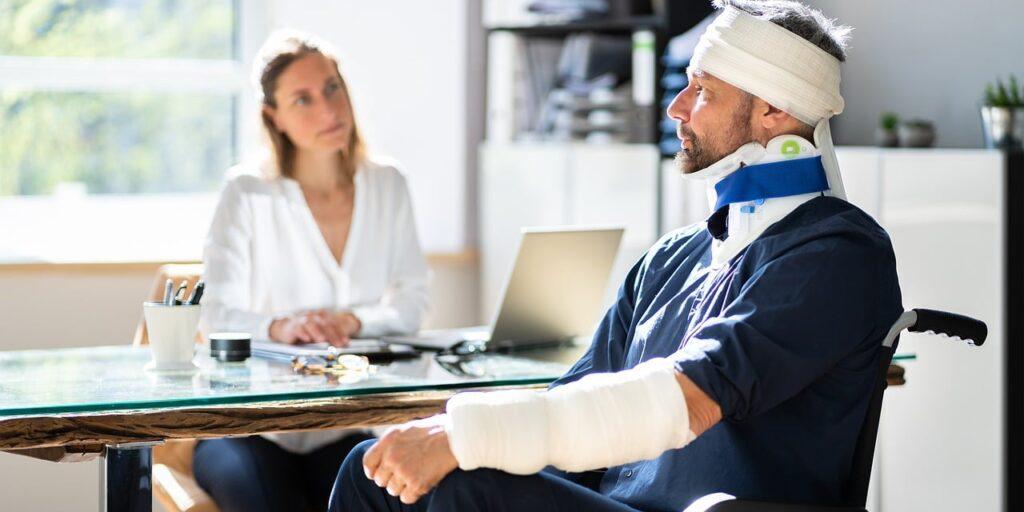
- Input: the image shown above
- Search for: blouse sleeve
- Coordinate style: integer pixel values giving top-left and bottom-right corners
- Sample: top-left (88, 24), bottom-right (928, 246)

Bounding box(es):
top-left (351, 172), bottom-right (430, 337)
top-left (199, 177), bottom-right (277, 341)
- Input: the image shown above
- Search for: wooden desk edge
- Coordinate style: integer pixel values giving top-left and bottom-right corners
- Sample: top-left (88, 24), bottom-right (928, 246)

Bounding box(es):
top-left (0, 250), bottom-right (478, 275)
top-left (0, 386), bottom-right (541, 455)
top-left (2, 364), bottom-right (906, 460)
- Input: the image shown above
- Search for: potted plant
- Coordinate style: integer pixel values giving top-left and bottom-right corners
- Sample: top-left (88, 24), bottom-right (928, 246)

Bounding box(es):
top-left (899, 119), bottom-right (936, 148)
top-left (875, 112), bottom-right (899, 147)
top-left (982, 75), bottom-right (1024, 150)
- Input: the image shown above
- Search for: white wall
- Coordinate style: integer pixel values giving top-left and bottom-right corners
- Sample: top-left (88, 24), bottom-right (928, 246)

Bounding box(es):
top-left (267, 0), bottom-right (476, 253)
top-left (809, 0), bottom-right (1024, 148)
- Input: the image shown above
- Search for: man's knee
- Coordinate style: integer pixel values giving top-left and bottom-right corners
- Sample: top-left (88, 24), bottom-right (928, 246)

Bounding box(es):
top-left (336, 439), bottom-right (376, 483)
top-left (328, 439), bottom-right (378, 511)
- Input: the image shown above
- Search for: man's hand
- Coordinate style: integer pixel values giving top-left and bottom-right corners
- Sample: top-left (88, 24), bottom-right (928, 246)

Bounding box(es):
top-left (675, 371), bottom-right (722, 436)
top-left (269, 310), bottom-right (357, 347)
top-left (363, 414), bottom-right (458, 505)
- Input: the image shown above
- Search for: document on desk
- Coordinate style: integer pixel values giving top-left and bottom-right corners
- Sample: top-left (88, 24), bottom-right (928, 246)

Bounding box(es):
top-left (251, 340), bottom-right (418, 362)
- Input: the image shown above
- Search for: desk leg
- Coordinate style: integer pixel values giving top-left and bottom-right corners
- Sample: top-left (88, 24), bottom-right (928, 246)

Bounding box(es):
top-left (99, 444), bottom-right (152, 512)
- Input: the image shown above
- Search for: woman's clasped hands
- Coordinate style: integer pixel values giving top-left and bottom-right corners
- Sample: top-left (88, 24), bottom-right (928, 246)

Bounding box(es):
top-left (269, 310), bottom-right (361, 346)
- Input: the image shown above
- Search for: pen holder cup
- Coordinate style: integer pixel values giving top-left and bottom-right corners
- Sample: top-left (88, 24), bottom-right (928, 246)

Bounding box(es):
top-left (143, 302), bottom-right (201, 371)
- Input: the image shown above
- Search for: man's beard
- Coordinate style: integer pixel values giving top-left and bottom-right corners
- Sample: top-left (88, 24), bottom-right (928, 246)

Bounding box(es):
top-left (674, 100), bottom-right (754, 174)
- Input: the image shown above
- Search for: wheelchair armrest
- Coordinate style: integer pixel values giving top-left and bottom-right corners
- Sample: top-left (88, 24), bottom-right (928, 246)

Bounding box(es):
top-left (705, 500), bottom-right (866, 512)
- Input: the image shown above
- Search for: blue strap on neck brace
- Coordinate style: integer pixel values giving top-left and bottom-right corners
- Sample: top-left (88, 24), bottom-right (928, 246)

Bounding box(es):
top-left (713, 156), bottom-right (830, 211)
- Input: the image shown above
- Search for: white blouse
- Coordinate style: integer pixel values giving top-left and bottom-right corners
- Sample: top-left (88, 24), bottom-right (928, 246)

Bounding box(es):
top-left (200, 156), bottom-right (429, 453)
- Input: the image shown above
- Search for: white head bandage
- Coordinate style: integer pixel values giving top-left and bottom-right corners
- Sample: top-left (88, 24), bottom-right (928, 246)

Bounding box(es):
top-left (689, 6), bottom-right (848, 200)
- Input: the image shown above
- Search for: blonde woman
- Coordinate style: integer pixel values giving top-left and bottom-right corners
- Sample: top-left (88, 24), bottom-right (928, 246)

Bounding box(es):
top-left (194, 31), bottom-right (429, 512)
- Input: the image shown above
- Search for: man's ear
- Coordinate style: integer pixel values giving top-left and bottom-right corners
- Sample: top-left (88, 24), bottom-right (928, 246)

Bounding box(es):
top-left (755, 98), bottom-right (793, 131)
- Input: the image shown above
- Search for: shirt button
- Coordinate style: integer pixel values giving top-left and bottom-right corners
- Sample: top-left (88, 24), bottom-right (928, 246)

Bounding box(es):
top-left (623, 469), bottom-right (633, 478)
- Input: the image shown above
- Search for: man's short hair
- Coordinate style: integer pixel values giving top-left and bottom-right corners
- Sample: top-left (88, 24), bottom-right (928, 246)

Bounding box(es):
top-left (713, 0), bottom-right (852, 62)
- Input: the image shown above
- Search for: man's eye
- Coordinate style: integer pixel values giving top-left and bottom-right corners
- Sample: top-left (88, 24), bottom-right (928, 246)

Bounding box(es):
top-left (325, 82), bottom-right (342, 95)
top-left (295, 96), bottom-right (309, 106)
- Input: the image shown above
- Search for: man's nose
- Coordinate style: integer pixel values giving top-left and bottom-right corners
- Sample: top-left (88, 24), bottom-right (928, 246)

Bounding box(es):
top-left (666, 89), bottom-right (690, 124)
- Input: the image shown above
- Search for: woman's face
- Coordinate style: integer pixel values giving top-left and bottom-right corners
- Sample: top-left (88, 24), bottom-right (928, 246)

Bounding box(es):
top-left (266, 52), bottom-right (354, 154)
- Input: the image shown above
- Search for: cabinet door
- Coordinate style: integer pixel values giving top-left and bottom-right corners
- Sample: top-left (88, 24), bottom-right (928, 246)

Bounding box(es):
top-left (479, 143), bottom-right (570, 322)
top-left (569, 144), bottom-right (659, 306)
top-left (877, 149), bottom-right (1004, 512)
top-left (836, 147), bottom-right (883, 219)
top-left (568, 144), bottom-right (658, 246)
top-left (660, 159), bottom-right (711, 234)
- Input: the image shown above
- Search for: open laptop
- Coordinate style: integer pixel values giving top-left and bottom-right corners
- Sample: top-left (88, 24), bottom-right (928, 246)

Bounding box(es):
top-left (384, 226), bottom-right (624, 351)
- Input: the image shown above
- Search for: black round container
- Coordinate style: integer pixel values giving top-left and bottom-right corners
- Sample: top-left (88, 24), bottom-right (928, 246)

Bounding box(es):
top-left (209, 332), bottom-right (252, 362)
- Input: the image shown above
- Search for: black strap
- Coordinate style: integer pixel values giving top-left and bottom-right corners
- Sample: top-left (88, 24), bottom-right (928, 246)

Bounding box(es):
top-left (707, 204), bottom-right (730, 241)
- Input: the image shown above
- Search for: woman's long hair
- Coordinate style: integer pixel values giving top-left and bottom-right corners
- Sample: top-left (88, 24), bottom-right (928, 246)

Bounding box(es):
top-left (253, 30), bottom-right (366, 183)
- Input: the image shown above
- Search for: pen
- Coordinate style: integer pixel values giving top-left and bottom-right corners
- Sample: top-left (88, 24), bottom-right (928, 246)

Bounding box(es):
top-left (163, 278), bottom-right (174, 305)
top-left (173, 280), bottom-right (188, 306)
top-left (187, 280), bottom-right (205, 305)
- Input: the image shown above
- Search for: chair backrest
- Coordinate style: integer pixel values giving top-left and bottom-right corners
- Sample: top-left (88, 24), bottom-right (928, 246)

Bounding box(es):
top-left (842, 307), bottom-right (987, 505)
top-left (133, 263), bottom-right (205, 347)
top-left (841, 343), bottom-right (897, 505)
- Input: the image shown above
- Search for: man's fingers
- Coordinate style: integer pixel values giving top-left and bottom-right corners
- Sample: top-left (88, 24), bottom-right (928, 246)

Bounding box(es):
top-left (363, 442), bottom-right (383, 479)
top-left (373, 467), bottom-right (393, 488)
top-left (399, 488), bottom-right (424, 505)
top-left (399, 481), bottom-right (430, 505)
top-left (386, 478), bottom-right (406, 498)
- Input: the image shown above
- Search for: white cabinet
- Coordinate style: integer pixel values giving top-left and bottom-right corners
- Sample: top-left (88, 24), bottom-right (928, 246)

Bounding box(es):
top-left (873, 149), bottom-right (1004, 512)
top-left (660, 159), bottom-right (710, 232)
top-left (479, 142), bottom-right (659, 324)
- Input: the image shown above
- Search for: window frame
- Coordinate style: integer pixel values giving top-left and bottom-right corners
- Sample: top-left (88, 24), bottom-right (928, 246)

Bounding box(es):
top-left (0, 0), bottom-right (270, 264)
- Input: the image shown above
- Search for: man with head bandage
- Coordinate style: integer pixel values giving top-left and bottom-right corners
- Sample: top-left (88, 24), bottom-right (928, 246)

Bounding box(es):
top-left (329, 1), bottom-right (903, 511)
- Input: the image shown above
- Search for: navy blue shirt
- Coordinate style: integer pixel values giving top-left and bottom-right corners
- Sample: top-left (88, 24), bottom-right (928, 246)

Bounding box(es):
top-left (551, 197), bottom-right (902, 510)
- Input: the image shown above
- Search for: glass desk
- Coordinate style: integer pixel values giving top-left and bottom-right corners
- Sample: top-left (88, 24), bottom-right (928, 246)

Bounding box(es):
top-left (0, 345), bottom-right (571, 512)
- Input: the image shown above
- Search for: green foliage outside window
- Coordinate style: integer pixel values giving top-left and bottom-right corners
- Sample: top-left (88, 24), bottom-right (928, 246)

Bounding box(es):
top-left (0, 0), bottom-right (238, 196)
top-left (0, 0), bottom-right (234, 59)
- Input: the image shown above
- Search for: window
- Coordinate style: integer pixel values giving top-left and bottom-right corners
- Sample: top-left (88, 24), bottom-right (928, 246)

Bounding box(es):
top-left (0, 0), bottom-right (261, 263)
top-left (1, 91), bottom-right (235, 195)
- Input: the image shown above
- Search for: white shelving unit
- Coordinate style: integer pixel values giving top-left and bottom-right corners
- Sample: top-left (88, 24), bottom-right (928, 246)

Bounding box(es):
top-left (479, 11), bottom-right (668, 323)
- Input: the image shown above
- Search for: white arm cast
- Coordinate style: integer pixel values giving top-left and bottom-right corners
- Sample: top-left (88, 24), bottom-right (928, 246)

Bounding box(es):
top-left (444, 358), bottom-right (695, 474)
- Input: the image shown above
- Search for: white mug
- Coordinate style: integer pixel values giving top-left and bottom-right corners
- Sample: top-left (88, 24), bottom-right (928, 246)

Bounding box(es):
top-left (143, 302), bottom-right (200, 371)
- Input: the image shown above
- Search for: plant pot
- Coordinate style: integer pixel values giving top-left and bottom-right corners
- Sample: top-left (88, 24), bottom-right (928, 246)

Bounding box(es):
top-left (875, 128), bottom-right (899, 147)
top-left (981, 106), bottom-right (1024, 150)
top-left (898, 122), bottom-right (936, 148)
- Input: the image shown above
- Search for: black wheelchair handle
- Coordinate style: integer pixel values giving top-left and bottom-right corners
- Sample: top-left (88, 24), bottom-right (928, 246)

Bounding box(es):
top-left (909, 308), bottom-right (987, 347)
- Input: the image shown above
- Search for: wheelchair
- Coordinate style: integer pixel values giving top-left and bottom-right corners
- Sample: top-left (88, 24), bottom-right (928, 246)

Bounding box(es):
top-left (692, 308), bottom-right (988, 512)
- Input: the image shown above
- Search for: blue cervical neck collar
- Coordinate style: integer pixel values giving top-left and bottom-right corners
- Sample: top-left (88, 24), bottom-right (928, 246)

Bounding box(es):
top-left (713, 156), bottom-right (830, 211)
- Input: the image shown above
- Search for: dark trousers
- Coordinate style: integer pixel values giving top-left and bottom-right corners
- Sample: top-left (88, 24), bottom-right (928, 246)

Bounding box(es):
top-left (194, 432), bottom-right (373, 512)
top-left (328, 439), bottom-right (639, 512)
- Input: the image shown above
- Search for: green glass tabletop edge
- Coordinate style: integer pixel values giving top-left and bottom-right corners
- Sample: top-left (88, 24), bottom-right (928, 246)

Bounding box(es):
top-left (0, 375), bottom-right (558, 419)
